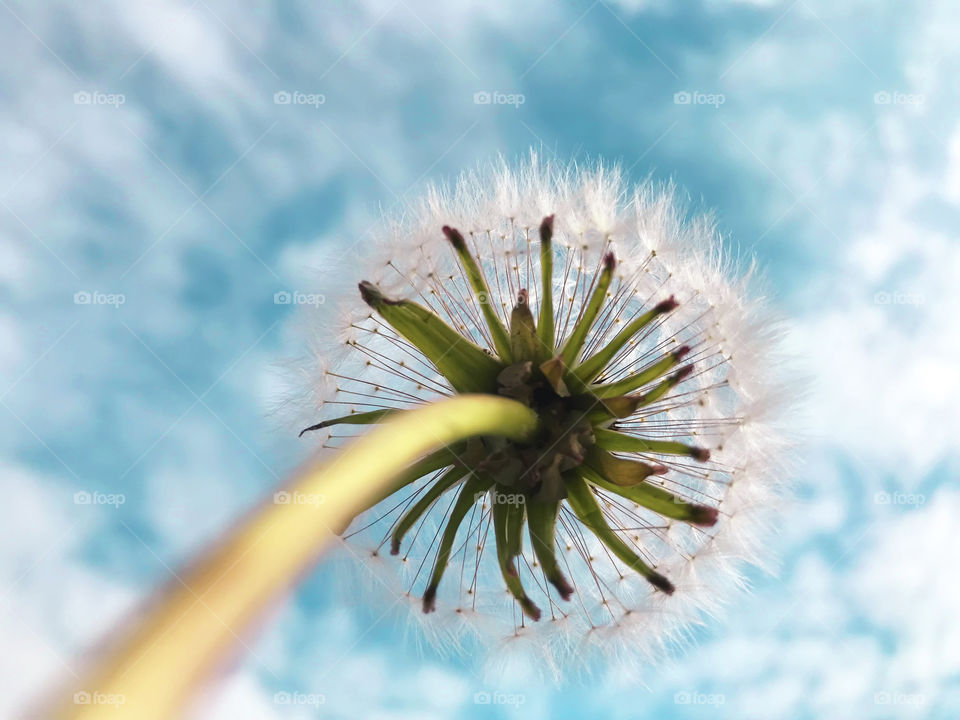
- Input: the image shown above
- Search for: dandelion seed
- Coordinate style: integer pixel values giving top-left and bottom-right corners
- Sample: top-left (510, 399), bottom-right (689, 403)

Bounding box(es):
top-left (297, 153), bottom-right (788, 677)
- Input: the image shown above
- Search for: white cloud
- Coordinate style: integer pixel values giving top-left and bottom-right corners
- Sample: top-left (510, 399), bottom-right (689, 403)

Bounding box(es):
top-left (115, 1), bottom-right (244, 91)
top-left (640, 489), bottom-right (957, 720)
top-left (790, 146), bottom-right (960, 474)
top-left (850, 490), bottom-right (960, 691)
top-left (3, 0), bottom-right (960, 717)
top-left (190, 670), bottom-right (289, 720)
top-left (0, 467), bottom-right (139, 717)
top-left (944, 129), bottom-right (960, 203)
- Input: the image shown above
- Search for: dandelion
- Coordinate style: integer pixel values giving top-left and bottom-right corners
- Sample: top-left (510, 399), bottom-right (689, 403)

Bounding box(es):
top-left (298, 153), bottom-right (788, 676)
top-left (48, 156), bottom-right (791, 719)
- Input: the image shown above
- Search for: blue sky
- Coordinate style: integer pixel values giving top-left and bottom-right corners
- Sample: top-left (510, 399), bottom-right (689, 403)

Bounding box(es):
top-left (2, 0), bottom-right (959, 718)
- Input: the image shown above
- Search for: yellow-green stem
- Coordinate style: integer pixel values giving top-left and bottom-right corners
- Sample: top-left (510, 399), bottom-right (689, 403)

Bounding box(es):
top-left (47, 396), bottom-right (538, 720)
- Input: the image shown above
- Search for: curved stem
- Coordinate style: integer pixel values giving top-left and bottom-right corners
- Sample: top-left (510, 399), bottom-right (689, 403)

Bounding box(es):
top-left (48, 395), bottom-right (538, 720)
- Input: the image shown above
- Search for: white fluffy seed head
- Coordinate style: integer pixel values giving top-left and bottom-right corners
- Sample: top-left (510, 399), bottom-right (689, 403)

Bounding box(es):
top-left (292, 152), bottom-right (791, 681)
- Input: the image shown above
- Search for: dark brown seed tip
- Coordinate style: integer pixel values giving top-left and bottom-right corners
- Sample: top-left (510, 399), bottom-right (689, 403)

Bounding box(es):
top-left (654, 295), bottom-right (679, 314)
top-left (441, 225), bottom-right (466, 251)
top-left (551, 574), bottom-right (574, 601)
top-left (358, 281), bottom-right (382, 308)
top-left (390, 537), bottom-right (401, 555)
top-left (603, 252), bottom-right (616, 272)
top-left (674, 365), bottom-right (694, 382)
top-left (651, 463), bottom-right (669, 476)
top-left (673, 344), bottom-right (691, 360)
top-left (690, 447), bottom-right (711, 463)
top-left (649, 572), bottom-right (675, 595)
top-left (517, 288), bottom-right (529, 305)
top-left (422, 585), bottom-right (437, 614)
top-left (690, 504), bottom-right (719, 527)
top-left (521, 598), bottom-right (542, 622)
top-left (540, 214), bottom-right (554, 243)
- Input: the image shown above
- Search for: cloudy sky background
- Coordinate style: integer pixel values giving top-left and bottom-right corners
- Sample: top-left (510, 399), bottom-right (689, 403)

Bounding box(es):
top-left (2, 0), bottom-right (959, 717)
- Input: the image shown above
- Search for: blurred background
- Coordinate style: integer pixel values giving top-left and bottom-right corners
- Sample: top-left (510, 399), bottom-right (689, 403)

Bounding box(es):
top-left (2, 0), bottom-right (958, 717)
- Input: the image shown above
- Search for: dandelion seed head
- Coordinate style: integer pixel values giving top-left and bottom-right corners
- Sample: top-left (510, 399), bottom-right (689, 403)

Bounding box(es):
top-left (294, 152), bottom-right (790, 680)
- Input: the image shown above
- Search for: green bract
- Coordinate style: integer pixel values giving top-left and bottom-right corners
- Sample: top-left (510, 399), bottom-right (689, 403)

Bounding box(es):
top-left (303, 215), bottom-right (719, 621)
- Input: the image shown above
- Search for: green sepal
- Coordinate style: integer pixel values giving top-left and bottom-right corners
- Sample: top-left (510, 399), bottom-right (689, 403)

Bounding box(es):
top-left (527, 499), bottom-right (573, 600)
top-left (493, 497), bottom-right (541, 620)
top-left (587, 345), bottom-right (689, 399)
top-left (580, 464), bottom-right (717, 527)
top-left (631, 364), bottom-right (694, 407)
top-left (585, 446), bottom-right (667, 486)
top-left (572, 296), bottom-right (678, 384)
top-left (510, 290), bottom-right (540, 363)
top-left (359, 281), bottom-right (503, 393)
top-left (503, 497), bottom-right (526, 559)
top-left (594, 428), bottom-right (710, 461)
top-left (565, 472), bottom-right (675, 594)
top-left (558, 252), bottom-right (615, 367)
top-left (586, 396), bottom-right (643, 424)
top-left (299, 408), bottom-right (395, 437)
top-left (585, 363), bottom-right (695, 424)
top-left (536, 216), bottom-right (556, 356)
top-left (391, 464), bottom-right (468, 555)
top-left (422, 473), bottom-right (493, 613)
top-left (442, 226), bottom-right (513, 363)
